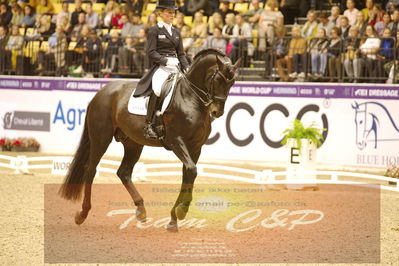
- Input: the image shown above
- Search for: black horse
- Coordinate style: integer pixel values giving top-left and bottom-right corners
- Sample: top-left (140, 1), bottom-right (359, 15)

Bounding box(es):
top-left (59, 49), bottom-right (239, 232)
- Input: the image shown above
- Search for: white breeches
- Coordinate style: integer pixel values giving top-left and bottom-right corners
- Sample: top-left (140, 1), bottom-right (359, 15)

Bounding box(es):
top-left (152, 57), bottom-right (179, 97)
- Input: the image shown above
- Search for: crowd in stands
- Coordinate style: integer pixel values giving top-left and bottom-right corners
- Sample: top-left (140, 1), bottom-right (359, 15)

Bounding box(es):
top-left (0, 0), bottom-right (399, 83)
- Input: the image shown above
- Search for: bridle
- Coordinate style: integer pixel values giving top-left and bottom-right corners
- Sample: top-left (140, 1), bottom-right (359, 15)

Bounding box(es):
top-left (182, 66), bottom-right (234, 107)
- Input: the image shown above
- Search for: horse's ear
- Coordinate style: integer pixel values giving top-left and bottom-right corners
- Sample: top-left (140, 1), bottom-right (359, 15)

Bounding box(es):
top-left (352, 101), bottom-right (359, 109)
top-left (216, 55), bottom-right (224, 70)
top-left (233, 58), bottom-right (242, 70)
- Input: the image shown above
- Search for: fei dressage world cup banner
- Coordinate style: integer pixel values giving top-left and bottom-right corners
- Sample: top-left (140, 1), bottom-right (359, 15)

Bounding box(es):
top-left (0, 76), bottom-right (398, 168)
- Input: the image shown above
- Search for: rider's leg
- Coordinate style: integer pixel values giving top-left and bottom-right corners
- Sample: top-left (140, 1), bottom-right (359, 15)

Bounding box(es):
top-left (144, 92), bottom-right (159, 139)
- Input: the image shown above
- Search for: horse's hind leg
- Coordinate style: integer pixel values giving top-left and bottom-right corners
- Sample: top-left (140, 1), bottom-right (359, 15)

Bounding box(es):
top-left (75, 118), bottom-right (113, 225)
top-left (117, 138), bottom-right (146, 221)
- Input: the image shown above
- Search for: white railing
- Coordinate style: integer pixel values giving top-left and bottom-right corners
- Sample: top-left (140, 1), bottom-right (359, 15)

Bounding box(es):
top-left (0, 154), bottom-right (398, 192)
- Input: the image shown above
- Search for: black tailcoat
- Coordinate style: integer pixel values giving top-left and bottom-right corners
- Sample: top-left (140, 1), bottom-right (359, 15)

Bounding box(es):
top-left (134, 23), bottom-right (189, 97)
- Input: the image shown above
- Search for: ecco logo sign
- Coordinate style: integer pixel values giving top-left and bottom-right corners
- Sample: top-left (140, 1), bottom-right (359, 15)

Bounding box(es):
top-left (207, 103), bottom-right (329, 148)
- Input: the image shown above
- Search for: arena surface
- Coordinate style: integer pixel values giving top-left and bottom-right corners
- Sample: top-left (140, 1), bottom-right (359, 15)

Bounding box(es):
top-left (0, 154), bottom-right (398, 265)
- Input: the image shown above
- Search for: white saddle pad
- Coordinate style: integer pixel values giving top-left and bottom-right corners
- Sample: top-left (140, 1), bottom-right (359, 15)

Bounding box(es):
top-left (128, 74), bottom-right (178, 116)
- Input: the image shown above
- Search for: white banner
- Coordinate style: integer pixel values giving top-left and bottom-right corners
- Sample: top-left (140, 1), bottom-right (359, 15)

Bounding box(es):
top-left (1, 85), bottom-right (398, 168)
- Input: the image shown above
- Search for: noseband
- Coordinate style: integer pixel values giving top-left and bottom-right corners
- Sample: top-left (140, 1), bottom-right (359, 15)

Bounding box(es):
top-left (183, 67), bottom-right (234, 107)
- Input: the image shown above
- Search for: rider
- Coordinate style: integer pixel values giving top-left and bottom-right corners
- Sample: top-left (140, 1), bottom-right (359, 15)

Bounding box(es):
top-left (134, 0), bottom-right (189, 139)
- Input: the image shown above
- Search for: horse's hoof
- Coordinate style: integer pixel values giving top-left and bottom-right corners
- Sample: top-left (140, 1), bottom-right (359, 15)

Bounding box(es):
top-left (75, 211), bottom-right (86, 225)
top-left (136, 208), bottom-right (147, 223)
top-left (167, 222), bottom-right (178, 233)
top-left (175, 205), bottom-right (188, 220)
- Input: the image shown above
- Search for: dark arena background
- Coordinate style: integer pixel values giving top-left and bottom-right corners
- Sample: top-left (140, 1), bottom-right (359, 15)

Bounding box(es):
top-left (0, 0), bottom-right (398, 265)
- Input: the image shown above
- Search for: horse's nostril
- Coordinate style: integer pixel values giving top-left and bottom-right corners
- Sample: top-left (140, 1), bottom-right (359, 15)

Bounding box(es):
top-left (212, 111), bottom-right (217, 116)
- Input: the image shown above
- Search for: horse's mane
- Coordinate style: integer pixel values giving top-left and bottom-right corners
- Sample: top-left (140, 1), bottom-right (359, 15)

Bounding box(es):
top-left (193, 48), bottom-right (227, 62)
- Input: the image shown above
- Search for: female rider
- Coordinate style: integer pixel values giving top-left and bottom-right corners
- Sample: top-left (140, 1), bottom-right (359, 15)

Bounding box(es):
top-left (134, 0), bottom-right (189, 140)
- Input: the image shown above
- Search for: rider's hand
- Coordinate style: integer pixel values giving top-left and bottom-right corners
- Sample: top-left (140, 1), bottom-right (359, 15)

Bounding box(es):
top-left (166, 58), bottom-right (179, 67)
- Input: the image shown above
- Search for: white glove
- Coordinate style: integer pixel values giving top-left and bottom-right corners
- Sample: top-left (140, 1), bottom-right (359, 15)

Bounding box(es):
top-left (166, 58), bottom-right (179, 67)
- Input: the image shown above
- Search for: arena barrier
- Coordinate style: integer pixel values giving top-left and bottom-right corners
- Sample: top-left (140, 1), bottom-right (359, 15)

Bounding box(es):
top-left (0, 154), bottom-right (398, 193)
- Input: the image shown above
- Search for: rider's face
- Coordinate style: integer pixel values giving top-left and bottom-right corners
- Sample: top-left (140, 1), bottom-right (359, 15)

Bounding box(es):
top-left (159, 9), bottom-right (175, 24)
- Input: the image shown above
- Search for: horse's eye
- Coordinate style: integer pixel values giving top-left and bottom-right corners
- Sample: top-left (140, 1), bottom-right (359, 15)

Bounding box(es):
top-left (359, 120), bottom-right (363, 124)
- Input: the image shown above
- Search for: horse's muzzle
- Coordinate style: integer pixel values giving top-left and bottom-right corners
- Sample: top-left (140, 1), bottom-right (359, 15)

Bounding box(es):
top-left (211, 110), bottom-right (224, 118)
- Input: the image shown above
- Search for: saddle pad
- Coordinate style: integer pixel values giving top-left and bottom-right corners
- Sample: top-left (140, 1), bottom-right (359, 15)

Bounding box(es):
top-left (128, 74), bottom-right (178, 116)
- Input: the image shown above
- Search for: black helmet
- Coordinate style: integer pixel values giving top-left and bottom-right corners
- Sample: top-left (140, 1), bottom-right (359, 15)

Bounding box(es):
top-left (156, 0), bottom-right (178, 10)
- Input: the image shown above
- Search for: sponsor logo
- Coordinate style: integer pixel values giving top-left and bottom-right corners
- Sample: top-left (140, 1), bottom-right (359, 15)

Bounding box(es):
top-left (352, 101), bottom-right (399, 150)
top-left (2, 111), bottom-right (50, 131)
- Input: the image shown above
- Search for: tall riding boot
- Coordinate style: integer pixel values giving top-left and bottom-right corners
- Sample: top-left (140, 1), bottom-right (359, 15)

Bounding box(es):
top-left (144, 93), bottom-right (159, 139)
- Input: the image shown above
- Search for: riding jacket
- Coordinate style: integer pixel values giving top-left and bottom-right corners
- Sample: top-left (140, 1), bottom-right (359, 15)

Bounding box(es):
top-left (134, 22), bottom-right (189, 97)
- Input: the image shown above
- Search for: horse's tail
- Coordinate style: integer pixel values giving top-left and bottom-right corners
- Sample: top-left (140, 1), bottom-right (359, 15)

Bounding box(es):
top-left (58, 117), bottom-right (90, 202)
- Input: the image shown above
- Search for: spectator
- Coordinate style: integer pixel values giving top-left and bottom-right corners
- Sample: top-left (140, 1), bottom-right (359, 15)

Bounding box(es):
top-left (384, 29), bottom-right (399, 82)
top-left (386, 0), bottom-right (399, 14)
top-left (344, 0), bottom-right (359, 25)
top-left (287, 25), bottom-right (307, 79)
top-left (340, 16), bottom-right (351, 38)
top-left (361, 0), bottom-right (374, 21)
top-left (359, 24), bottom-right (381, 82)
top-left (11, 4), bottom-right (24, 26)
top-left (329, 6), bottom-right (342, 26)
top-left (229, 13), bottom-right (252, 65)
top-left (118, 35), bottom-right (135, 73)
top-left (33, 14), bottom-right (55, 41)
top-left (21, 4), bottom-right (35, 28)
top-left (121, 14), bottom-right (145, 38)
top-left (327, 26), bottom-right (343, 81)
top-left (70, 0), bottom-right (85, 28)
top-left (0, 25), bottom-right (9, 73)
top-left (309, 28), bottom-right (329, 79)
top-left (387, 9), bottom-right (399, 37)
top-left (243, 0), bottom-right (264, 27)
top-left (36, 0), bottom-right (54, 15)
top-left (102, 30), bottom-right (123, 73)
top-left (147, 12), bottom-right (157, 28)
top-left (258, 0), bottom-right (284, 52)
top-left (5, 25), bottom-right (24, 70)
top-left (191, 11), bottom-right (208, 55)
top-left (222, 12), bottom-right (235, 39)
top-left (83, 30), bottom-right (102, 74)
top-left (56, 1), bottom-right (70, 27)
top-left (0, 2), bottom-right (12, 27)
top-left (343, 26), bottom-right (363, 82)
top-left (131, 27), bottom-right (147, 73)
top-left (279, 0), bottom-right (300, 24)
top-left (208, 12), bottom-right (224, 35)
top-left (102, 0), bottom-right (116, 28)
top-left (180, 25), bottom-right (194, 59)
top-left (85, 2), bottom-right (99, 29)
top-left (71, 12), bottom-right (87, 41)
top-left (318, 12), bottom-right (335, 36)
top-left (301, 10), bottom-right (318, 42)
top-left (37, 25), bottom-right (67, 75)
top-left (111, 4), bottom-right (123, 29)
top-left (128, 0), bottom-right (145, 17)
top-left (58, 15), bottom-right (70, 35)
top-left (70, 24), bottom-right (90, 70)
top-left (202, 26), bottom-right (226, 52)
top-left (374, 12), bottom-right (391, 36)
top-left (354, 10), bottom-right (368, 36)
top-left (219, 1), bottom-right (237, 22)
top-left (185, 0), bottom-right (210, 16)
top-left (174, 12), bottom-right (186, 31)
top-left (274, 25), bottom-right (290, 81)
top-left (367, 3), bottom-right (384, 26)
top-left (377, 27), bottom-right (395, 78)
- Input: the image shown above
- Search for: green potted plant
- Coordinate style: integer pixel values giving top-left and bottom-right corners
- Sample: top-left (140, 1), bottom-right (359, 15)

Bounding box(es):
top-left (281, 119), bottom-right (325, 151)
top-left (281, 119), bottom-right (325, 190)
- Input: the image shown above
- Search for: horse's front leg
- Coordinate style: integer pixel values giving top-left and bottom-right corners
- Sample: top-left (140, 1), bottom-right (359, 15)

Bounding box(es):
top-left (167, 137), bottom-right (201, 232)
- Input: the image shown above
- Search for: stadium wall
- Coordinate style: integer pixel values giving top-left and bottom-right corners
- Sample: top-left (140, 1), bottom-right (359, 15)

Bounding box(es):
top-left (1, 76), bottom-right (398, 169)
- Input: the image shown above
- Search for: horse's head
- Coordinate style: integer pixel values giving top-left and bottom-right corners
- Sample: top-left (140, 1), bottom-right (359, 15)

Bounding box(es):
top-left (352, 102), bottom-right (367, 149)
top-left (208, 56), bottom-right (240, 118)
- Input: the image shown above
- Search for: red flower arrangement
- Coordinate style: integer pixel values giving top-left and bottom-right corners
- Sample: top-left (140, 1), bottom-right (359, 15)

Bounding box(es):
top-left (0, 137), bottom-right (40, 152)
